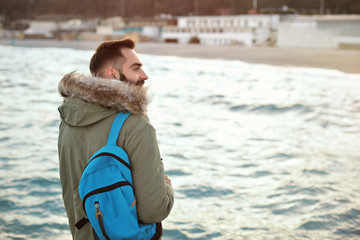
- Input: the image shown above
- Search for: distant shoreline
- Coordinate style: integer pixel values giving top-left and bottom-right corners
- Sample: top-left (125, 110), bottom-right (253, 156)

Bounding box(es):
top-left (1, 38), bottom-right (359, 74)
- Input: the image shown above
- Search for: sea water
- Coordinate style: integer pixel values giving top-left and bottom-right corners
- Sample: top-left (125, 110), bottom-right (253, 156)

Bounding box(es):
top-left (0, 45), bottom-right (359, 240)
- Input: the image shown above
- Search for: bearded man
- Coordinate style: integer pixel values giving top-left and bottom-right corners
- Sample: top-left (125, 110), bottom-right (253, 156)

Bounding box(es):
top-left (57, 38), bottom-right (174, 239)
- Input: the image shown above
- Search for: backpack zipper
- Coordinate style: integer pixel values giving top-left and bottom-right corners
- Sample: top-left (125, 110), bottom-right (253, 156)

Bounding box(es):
top-left (86, 152), bottom-right (131, 170)
top-left (82, 181), bottom-right (132, 211)
top-left (94, 201), bottom-right (110, 240)
top-left (95, 202), bottom-right (102, 218)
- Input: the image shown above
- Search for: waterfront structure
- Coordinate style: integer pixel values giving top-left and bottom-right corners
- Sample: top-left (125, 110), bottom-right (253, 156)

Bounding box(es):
top-left (277, 15), bottom-right (360, 49)
top-left (161, 14), bottom-right (360, 49)
top-left (92, 17), bottom-right (175, 42)
top-left (23, 21), bottom-right (57, 39)
top-left (161, 15), bottom-right (279, 46)
top-left (123, 17), bottom-right (176, 41)
top-left (19, 17), bottom-right (96, 40)
top-left (2, 13), bottom-right (360, 49)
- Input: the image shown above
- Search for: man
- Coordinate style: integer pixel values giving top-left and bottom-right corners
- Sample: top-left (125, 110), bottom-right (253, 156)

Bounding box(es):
top-left (58, 38), bottom-right (174, 239)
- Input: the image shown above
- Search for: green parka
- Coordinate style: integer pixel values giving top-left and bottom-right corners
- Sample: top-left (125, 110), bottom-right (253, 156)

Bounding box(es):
top-left (57, 72), bottom-right (174, 239)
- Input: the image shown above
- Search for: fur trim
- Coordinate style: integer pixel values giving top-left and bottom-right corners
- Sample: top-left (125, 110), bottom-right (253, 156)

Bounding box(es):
top-left (58, 72), bottom-right (150, 116)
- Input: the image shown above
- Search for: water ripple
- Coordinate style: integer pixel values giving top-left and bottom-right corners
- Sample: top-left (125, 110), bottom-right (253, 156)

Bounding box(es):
top-left (1, 45), bottom-right (360, 240)
top-left (178, 185), bottom-right (234, 199)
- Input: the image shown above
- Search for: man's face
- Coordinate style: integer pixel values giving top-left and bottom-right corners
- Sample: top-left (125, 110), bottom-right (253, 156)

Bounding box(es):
top-left (117, 48), bottom-right (148, 86)
top-left (104, 48), bottom-right (148, 86)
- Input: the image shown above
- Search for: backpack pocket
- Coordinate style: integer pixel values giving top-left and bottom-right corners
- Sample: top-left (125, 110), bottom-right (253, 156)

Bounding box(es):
top-left (83, 181), bottom-right (139, 240)
top-left (79, 145), bottom-right (156, 239)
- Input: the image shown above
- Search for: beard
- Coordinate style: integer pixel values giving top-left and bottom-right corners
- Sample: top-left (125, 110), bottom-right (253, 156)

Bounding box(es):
top-left (119, 72), bottom-right (145, 86)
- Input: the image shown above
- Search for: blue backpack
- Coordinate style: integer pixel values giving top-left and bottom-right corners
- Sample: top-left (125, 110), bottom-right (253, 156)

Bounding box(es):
top-left (75, 112), bottom-right (161, 240)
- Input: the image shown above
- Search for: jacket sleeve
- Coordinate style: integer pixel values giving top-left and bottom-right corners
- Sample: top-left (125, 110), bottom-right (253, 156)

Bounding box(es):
top-left (121, 115), bottom-right (174, 223)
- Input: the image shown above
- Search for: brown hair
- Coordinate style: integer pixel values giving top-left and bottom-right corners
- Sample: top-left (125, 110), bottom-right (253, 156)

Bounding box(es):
top-left (89, 38), bottom-right (135, 77)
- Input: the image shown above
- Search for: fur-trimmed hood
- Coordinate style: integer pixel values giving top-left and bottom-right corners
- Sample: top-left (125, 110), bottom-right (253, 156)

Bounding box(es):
top-left (58, 71), bottom-right (150, 116)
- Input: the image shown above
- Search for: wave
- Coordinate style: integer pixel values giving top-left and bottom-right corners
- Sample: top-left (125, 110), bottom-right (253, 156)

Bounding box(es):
top-left (1, 45), bottom-right (360, 240)
top-left (230, 103), bottom-right (313, 114)
top-left (299, 208), bottom-right (360, 236)
top-left (178, 185), bottom-right (234, 199)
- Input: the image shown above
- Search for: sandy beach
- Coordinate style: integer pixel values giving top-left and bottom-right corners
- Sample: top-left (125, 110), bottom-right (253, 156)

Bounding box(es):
top-left (1, 38), bottom-right (359, 74)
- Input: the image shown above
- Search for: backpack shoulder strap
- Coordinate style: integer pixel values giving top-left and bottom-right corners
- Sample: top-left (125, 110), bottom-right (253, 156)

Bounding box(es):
top-left (107, 112), bottom-right (131, 146)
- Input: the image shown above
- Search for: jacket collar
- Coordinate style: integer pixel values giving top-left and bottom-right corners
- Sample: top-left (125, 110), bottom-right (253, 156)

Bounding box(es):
top-left (58, 71), bottom-right (150, 116)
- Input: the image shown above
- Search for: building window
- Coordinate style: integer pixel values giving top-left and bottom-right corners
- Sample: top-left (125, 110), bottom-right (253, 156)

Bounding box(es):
top-left (200, 20), bottom-right (207, 27)
top-left (188, 20), bottom-right (195, 27)
top-left (229, 20), bottom-right (234, 27)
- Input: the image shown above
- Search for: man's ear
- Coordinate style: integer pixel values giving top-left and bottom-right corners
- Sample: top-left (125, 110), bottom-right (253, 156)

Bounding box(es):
top-left (105, 67), bottom-right (117, 79)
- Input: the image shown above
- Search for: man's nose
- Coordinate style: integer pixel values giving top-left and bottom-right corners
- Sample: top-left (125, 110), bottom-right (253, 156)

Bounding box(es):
top-left (140, 70), bottom-right (148, 80)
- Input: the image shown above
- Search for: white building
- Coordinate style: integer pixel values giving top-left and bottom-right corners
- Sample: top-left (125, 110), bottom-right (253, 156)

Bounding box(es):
top-left (23, 21), bottom-right (57, 38)
top-left (277, 15), bottom-right (360, 49)
top-left (161, 15), bottom-right (279, 46)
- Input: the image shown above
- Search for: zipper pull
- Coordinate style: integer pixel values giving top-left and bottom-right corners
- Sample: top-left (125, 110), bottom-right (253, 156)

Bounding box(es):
top-left (94, 201), bottom-right (103, 219)
top-left (94, 201), bottom-right (110, 240)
